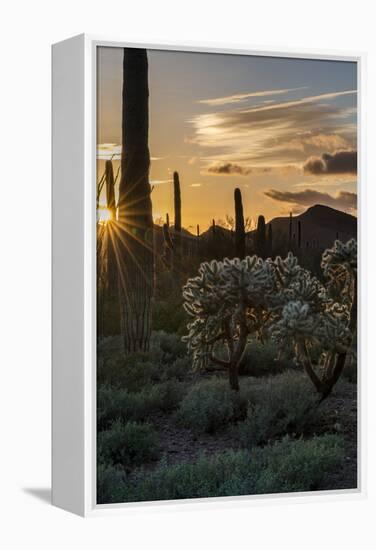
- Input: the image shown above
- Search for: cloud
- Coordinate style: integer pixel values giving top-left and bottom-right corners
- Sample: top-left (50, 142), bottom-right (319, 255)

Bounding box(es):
top-left (264, 188), bottom-right (357, 214)
top-left (190, 183), bottom-right (202, 187)
top-left (150, 179), bottom-right (172, 185)
top-left (190, 89), bottom-right (357, 172)
top-left (197, 87), bottom-right (307, 107)
top-left (207, 162), bottom-right (252, 176)
top-left (303, 150), bottom-right (357, 175)
top-left (97, 143), bottom-right (163, 161)
top-left (97, 143), bottom-right (121, 160)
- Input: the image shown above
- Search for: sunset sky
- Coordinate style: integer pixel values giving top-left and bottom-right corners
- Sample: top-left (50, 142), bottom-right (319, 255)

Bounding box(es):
top-left (97, 47), bottom-right (357, 231)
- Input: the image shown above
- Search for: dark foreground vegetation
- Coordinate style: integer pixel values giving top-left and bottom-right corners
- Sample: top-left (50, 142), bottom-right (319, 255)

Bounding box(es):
top-left (97, 332), bottom-right (357, 504)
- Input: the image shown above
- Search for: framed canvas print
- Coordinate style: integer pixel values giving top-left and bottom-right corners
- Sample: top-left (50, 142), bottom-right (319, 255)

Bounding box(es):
top-left (52, 35), bottom-right (364, 516)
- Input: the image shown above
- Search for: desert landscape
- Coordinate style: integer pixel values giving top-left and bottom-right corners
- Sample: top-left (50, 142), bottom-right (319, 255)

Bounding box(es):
top-left (96, 47), bottom-right (357, 504)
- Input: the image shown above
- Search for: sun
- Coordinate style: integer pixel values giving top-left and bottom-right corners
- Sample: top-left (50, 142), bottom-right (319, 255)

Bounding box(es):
top-left (97, 207), bottom-right (111, 223)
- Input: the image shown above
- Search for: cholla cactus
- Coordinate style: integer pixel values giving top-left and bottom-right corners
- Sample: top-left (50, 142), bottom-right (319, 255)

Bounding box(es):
top-left (322, 238), bottom-right (357, 276)
top-left (269, 243), bottom-right (355, 396)
top-left (183, 256), bottom-right (274, 390)
top-left (183, 239), bottom-right (357, 396)
top-left (321, 239), bottom-right (357, 313)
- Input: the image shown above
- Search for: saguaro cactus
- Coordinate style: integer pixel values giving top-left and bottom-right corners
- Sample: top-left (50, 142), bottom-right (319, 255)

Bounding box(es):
top-left (105, 160), bottom-right (116, 221)
top-left (105, 160), bottom-right (118, 302)
top-left (289, 212), bottom-right (293, 245)
top-left (298, 220), bottom-right (302, 249)
top-left (267, 223), bottom-right (273, 257)
top-left (256, 215), bottom-right (266, 258)
top-left (117, 48), bottom-right (154, 353)
top-left (173, 171), bottom-right (182, 275)
top-left (234, 188), bottom-right (245, 259)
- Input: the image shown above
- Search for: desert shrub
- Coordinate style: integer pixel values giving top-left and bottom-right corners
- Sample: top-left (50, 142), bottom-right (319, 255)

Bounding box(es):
top-left (150, 330), bottom-right (187, 360)
top-left (176, 378), bottom-right (246, 433)
top-left (97, 385), bottom-right (151, 429)
top-left (238, 340), bottom-right (296, 377)
top-left (253, 434), bottom-right (345, 494)
top-left (97, 381), bottom-right (188, 430)
top-left (164, 357), bottom-right (193, 381)
top-left (97, 462), bottom-right (128, 504)
top-left (97, 421), bottom-right (159, 469)
top-left (97, 332), bottom-right (192, 389)
top-left (96, 434), bottom-right (344, 503)
top-left (97, 352), bottom-right (159, 390)
top-left (342, 359), bottom-right (357, 384)
top-left (152, 299), bottom-right (188, 335)
top-left (237, 371), bottom-right (320, 446)
top-left (128, 450), bottom-right (252, 502)
top-left (154, 380), bottom-right (188, 412)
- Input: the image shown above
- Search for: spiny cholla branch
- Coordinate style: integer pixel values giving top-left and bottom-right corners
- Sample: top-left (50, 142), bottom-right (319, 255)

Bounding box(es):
top-left (182, 239), bottom-right (357, 395)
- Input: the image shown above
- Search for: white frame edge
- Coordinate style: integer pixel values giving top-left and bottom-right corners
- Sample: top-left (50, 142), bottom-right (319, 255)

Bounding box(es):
top-left (52, 34), bottom-right (366, 517)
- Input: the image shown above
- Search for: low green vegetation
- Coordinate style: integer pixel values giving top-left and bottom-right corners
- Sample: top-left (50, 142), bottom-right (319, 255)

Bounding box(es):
top-left (97, 420), bottom-right (159, 469)
top-left (96, 314), bottom-right (356, 503)
top-left (176, 378), bottom-right (246, 433)
top-left (97, 434), bottom-right (344, 504)
top-left (98, 380), bottom-right (187, 430)
top-left (97, 331), bottom-right (192, 390)
top-left (238, 340), bottom-right (296, 377)
top-left (237, 371), bottom-right (320, 446)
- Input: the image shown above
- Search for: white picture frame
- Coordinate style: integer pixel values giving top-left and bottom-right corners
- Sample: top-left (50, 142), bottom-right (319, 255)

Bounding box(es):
top-left (52, 34), bottom-right (366, 517)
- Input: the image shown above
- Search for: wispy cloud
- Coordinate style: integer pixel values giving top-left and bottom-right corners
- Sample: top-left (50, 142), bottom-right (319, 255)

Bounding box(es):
top-left (97, 143), bottom-right (121, 160)
top-left (97, 143), bottom-right (163, 162)
top-left (264, 188), bottom-right (357, 214)
top-left (197, 87), bottom-right (307, 107)
top-left (190, 89), bottom-right (357, 173)
top-left (150, 179), bottom-right (172, 186)
top-left (207, 162), bottom-right (251, 176)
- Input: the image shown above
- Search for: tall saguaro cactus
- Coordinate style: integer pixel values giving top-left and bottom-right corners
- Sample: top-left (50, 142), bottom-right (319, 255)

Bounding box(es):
top-left (256, 215), bottom-right (266, 258)
top-left (105, 160), bottom-right (116, 221)
top-left (267, 223), bottom-right (273, 257)
top-left (234, 188), bottom-right (245, 259)
top-left (117, 48), bottom-right (154, 353)
top-left (105, 160), bottom-right (118, 301)
top-left (173, 171), bottom-right (182, 275)
top-left (298, 220), bottom-right (302, 249)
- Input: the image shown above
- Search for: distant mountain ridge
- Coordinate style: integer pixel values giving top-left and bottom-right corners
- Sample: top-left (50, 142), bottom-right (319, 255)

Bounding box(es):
top-left (153, 204), bottom-right (357, 257)
top-left (259, 204), bottom-right (357, 249)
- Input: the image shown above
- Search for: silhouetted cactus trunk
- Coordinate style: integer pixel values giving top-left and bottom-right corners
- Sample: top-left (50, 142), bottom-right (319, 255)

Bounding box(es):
top-left (105, 160), bottom-right (117, 296)
top-left (267, 223), bottom-right (273, 257)
top-left (289, 212), bottom-right (292, 246)
top-left (234, 188), bottom-right (245, 259)
top-left (105, 160), bottom-right (116, 221)
top-left (173, 171), bottom-right (182, 277)
top-left (256, 215), bottom-right (266, 258)
top-left (103, 160), bottom-right (120, 334)
top-left (117, 48), bottom-right (154, 353)
top-left (298, 220), bottom-right (302, 249)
